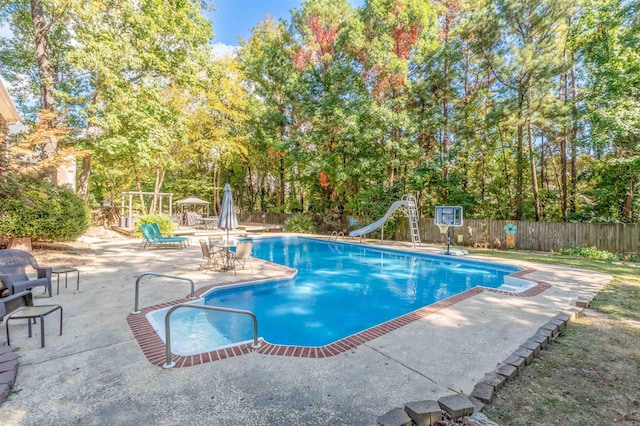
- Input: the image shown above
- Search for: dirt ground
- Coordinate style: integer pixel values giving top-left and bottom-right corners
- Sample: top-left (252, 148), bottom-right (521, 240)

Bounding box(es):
top-left (31, 226), bottom-right (127, 267)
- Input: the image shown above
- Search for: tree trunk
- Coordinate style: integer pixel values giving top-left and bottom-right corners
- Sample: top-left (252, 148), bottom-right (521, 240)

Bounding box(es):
top-left (279, 156), bottom-right (285, 208)
top-left (560, 67), bottom-right (569, 222)
top-left (442, 98), bottom-right (449, 181)
top-left (481, 147), bottom-right (487, 207)
top-left (134, 179), bottom-right (147, 215)
top-left (31, 0), bottom-right (58, 169)
top-left (149, 167), bottom-right (165, 214)
top-left (527, 120), bottom-right (541, 221)
top-left (515, 89), bottom-right (525, 220)
top-left (540, 136), bottom-right (546, 191)
top-left (497, 124), bottom-right (513, 213)
top-left (623, 172), bottom-right (634, 220)
top-left (77, 155), bottom-right (91, 198)
top-left (570, 64), bottom-right (578, 214)
top-left (260, 176), bottom-right (266, 212)
top-left (213, 165), bottom-right (220, 215)
top-left (31, 0), bottom-right (55, 111)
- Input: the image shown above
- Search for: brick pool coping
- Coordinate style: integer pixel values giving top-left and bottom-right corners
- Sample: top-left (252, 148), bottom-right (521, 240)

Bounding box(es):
top-left (127, 264), bottom-right (550, 368)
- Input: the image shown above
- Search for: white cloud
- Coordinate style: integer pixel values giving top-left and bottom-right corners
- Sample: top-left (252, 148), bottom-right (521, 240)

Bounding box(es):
top-left (210, 42), bottom-right (239, 59)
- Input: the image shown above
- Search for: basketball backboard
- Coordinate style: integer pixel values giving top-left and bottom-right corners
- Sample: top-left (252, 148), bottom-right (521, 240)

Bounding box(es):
top-left (434, 206), bottom-right (463, 227)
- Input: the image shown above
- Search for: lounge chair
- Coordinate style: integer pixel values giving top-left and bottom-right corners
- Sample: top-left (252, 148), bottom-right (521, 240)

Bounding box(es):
top-left (138, 223), bottom-right (187, 250)
top-left (150, 223), bottom-right (189, 247)
top-left (0, 249), bottom-right (53, 297)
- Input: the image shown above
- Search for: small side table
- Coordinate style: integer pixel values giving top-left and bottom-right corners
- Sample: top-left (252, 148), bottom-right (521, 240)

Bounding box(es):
top-left (5, 305), bottom-right (63, 348)
top-left (52, 267), bottom-right (80, 295)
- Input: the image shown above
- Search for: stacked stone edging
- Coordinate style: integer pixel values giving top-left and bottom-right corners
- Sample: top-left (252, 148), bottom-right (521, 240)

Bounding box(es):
top-left (0, 345), bottom-right (18, 406)
top-left (377, 292), bottom-right (597, 425)
top-left (469, 292), bottom-right (596, 408)
top-left (377, 393), bottom-right (481, 426)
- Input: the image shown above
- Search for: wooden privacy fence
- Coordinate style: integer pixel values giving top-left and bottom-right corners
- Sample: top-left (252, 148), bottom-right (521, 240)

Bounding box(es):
top-left (239, 212), bottom-right (640, 255)
top-left (393, 219), bottom-right (640, 255)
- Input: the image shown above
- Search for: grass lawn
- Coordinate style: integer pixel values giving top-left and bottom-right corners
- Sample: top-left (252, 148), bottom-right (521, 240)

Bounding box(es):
top-left (471, 249), bottom-right (640, 425)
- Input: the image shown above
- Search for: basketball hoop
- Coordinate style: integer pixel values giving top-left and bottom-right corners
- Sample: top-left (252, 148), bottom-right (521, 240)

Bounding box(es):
top-left (435, 206), bottom-right (463, 255)
top-left (437, 224), bottom-right (450, 234)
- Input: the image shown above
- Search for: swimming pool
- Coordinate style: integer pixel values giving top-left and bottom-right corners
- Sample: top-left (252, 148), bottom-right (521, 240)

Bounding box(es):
top-left (148, 237), bottom-right (527, 355)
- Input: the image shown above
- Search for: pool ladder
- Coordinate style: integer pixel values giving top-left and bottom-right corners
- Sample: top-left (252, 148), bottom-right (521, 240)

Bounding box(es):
top-left (163, 304), bottom-right (262, 369)
top-left (130, 272), bottom-right (262, 369)
top-left (329, 231), bottom-right (344, 241)
top-left (132, 272), bottom-right (196, 314)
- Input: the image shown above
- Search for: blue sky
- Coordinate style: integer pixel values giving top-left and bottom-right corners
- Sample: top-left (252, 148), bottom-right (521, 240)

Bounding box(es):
top-left (208, 0), bottom-right (365, 46)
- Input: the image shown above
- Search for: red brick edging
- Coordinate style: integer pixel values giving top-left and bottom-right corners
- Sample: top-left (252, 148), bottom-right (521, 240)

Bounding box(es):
top-left (127, 265), bottom-right (550, 368)
top-left (0, 345), bottom-right (18, 405)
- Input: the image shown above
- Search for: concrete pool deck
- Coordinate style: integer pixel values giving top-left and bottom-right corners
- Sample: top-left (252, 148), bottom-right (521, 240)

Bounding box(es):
top-left (0, 234), bottom-right (611, 425)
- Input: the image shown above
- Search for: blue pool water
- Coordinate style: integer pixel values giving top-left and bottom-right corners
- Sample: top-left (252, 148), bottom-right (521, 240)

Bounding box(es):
top-left (149, 237), bottom-right (520, 355)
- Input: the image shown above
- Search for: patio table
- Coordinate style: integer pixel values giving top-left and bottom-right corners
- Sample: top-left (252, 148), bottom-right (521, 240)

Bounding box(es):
top-left (5, 304), bottom-right (63, 348)
top-left (211, 241), bottom-right (236, 270)
top-left (52, 267), bottom-right (80, 295)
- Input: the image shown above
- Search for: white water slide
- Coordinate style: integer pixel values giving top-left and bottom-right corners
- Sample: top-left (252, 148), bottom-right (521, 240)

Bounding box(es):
top-left (349, 200), bottom-right (412, 238)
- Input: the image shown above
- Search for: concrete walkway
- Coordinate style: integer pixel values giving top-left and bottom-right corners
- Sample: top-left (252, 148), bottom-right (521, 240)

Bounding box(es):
top-left (0, 235), bottom-right (610, 425)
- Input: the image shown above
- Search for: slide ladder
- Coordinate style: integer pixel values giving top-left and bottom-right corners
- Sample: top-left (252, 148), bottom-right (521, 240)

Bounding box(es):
top-left (404, 194), bottom-right (421, 247)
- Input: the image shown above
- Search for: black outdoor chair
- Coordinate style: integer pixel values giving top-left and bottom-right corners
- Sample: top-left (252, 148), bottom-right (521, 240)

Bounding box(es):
top-left (0, 249), bottom-right (53, 297)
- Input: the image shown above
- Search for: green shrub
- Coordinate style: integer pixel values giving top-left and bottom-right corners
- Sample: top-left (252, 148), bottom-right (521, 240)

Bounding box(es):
top-left (284, 214), bottom-right (316, 233)
top-left (0, 175), bottom-right (90, 241)
top-left (558, 246), bottom-right (619, 262)
top-left (133, 214), bottom-right (176, 237)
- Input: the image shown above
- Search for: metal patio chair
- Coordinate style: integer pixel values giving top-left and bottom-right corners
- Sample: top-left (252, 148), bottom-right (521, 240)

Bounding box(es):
top-left (199, 239), bottom-right (222, 272)
top-left (230, 241), bottom-right (254, 274)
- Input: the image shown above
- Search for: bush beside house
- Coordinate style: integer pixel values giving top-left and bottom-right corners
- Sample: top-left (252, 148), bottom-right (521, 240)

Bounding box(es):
top-left (0, 175), bottom-right (90, 248)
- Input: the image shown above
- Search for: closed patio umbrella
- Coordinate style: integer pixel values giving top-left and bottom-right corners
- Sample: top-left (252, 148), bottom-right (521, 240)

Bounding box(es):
top-left (218, 183), bottom-right (238, 242)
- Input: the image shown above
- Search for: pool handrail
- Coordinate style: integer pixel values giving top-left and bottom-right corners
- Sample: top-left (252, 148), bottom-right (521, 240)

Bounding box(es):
top-left (132, 272), bottom-right (196, 314)
top-left (163, 303), bottom-right (262, 369)
top-left (329, 231), bottom-right (344, 241)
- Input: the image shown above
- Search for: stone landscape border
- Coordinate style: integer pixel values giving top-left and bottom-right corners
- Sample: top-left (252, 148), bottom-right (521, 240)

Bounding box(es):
top-left (374, 293), bottom-right (597, 425)
top-left (127, 266), bottom-right (550, 368)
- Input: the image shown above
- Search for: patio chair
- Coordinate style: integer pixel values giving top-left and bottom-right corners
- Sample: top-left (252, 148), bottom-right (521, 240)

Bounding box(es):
top-left (138, 223), bottom-right (162, 250)
top-left (138, 224), bottom-right (185, 250)
top-left (150, 223), bottom-right (189, 247)
top-left (199, 239), bottom-right (221, 272)
top-left (230, 241), bottom-right (254, 274)
top-left (0, 249), bottom-right (53, 297)
top-left (0, 290), bottom-right (34, 320)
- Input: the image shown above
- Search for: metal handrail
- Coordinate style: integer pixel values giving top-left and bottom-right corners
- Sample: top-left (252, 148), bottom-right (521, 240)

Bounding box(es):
top-left (163, 304), bottom-right (261, 368)
top-left (132, 272), bottom-right (196, 314)
top-left (329, 231), bottom-right (344, 241)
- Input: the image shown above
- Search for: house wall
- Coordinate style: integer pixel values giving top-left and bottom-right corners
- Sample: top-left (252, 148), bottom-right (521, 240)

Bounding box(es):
top-left (56, 154), bottom-right (77, 190)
